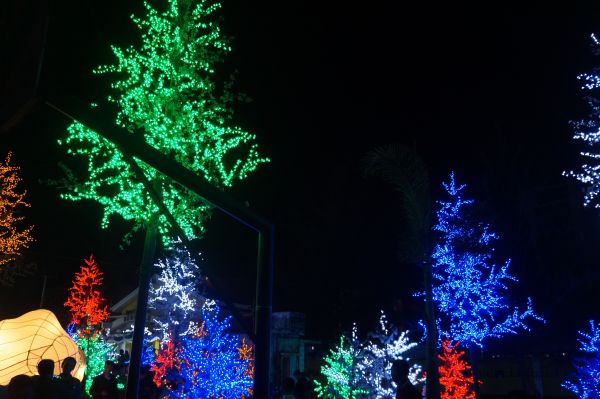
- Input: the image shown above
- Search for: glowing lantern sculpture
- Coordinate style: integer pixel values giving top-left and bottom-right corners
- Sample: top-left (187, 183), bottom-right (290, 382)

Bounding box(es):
top-left (0, 309), bottom-right (86, 385)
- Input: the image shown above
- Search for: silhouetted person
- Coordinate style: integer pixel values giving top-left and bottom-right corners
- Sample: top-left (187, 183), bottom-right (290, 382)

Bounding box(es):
top-left (305, 369), bottom-right (317, 399)
top-left (32, 359), bottom-right (58, 399)
top-left (116, 350), bottom-right (126, 373)
top-left (139, 365), bottom-right (160, 399)
top-left (90, 361), bottom-right (119, 399)
top-left (57, 357), bottom-right (83, 399)
top-left (6, 375), bottom-right (34, 399)
top-left (507, 390), bottom-right (528, 399)
top-left (293, 370), bottom-right (310, 399)
top-left (391, 360), bottom-right (420, 399)
top-left (281, 377), bottom-right (296, 399)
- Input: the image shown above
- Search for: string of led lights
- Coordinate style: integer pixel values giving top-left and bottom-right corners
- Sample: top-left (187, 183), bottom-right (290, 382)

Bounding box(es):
top-left (58, 0), bottom-right (269, 246)
top-left (64, 255), bottom-right (114, 394)
top-left (315, 326), bottom-right (369, 399)
top-left (437, 339), bottom-right (476, 399)
top-left (429, 172), bottom-right (543, 348)
top-left (357, 311), bottom-right (423, 398)
top-left (146, 239), bottom-right (203, 342)
top-left (562, 320), bottom-right (600, 398)
top-left (0, 152), bottom-right (34, 271)
top-left (563, 33), bottom-right (600, 208)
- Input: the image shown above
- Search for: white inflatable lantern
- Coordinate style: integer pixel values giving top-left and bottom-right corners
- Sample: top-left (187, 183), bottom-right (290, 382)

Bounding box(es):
top-left (0, 309), bottom-right (86, 385)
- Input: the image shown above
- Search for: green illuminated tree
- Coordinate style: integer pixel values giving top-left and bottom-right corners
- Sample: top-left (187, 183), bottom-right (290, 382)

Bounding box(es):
top-left (315, 329), bottom-right (369, 399)
top-left (57, 1), bottom-right (268, 396)
top-left (59, 0), bottom-right (268, 246)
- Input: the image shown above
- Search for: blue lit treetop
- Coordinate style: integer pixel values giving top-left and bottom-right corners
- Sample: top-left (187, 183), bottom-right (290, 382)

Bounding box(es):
top-left (563, 320), bottom-right (600, 399)
top-left (430, 172), bottom-right (543, 348)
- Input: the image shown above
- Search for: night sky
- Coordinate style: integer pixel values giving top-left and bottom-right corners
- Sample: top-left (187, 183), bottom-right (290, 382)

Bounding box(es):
top-left (3, 1), bottom-right (600, 354)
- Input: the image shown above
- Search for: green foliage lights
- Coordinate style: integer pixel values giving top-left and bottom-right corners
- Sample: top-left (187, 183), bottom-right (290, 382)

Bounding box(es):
top-left (315, 330), bottom-right (368, 399)
top-left (70, 329), bottom-right (114, 395)
top-left (59, 0), bottom-right (268, 245)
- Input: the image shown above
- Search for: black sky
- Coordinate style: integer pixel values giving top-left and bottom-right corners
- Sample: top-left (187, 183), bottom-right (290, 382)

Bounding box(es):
top-left (3, 1), bottom-right (600, 353)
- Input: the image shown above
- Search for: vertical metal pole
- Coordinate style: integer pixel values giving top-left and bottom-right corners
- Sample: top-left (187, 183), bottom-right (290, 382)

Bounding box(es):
top-left (126, 215), bottom-right (158, 399)
top-left (424, 261), bottom-right (441, 399)
top-left (39, 275), bottom-right (48, 308)
top-left (254, 226), bottom-right (274, 399)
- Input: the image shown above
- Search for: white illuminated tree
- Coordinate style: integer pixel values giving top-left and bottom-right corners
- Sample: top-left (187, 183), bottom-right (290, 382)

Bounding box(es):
top-left (564, 34), bottom-right (600, 207)
top-left (358, 311), bottom-right (424, 399)
top-left (146, 239), bottom-right (203, 341)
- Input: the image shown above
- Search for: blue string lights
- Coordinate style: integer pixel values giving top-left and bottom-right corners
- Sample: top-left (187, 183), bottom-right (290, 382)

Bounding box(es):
top-left (563, 320), bottom-right (600, 398)
top-left (430, 173), bottom-right (543, 348)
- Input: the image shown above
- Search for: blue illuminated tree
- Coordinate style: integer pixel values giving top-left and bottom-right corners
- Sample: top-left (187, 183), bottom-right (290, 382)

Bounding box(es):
top-left (145, 298), bottom-right (251, 398)
top-left (563, 320), bottom-right (600, 398)
top-left (178, 300), bottom-right (252, 399)
top-left (564, 34), bottom-right (600, 207)
top-left (431, 172), bottom-right (542, 349)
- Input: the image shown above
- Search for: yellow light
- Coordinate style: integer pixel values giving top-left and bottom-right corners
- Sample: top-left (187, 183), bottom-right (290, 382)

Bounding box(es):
top-left (0, 309), bottom-right (86, 385)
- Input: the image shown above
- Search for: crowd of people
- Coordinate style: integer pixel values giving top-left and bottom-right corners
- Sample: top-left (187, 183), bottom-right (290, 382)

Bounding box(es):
top-left (0, 357), bottom-right (127, 399)
top-left (275, 361), bottom-right (421, 399)
top-left (0, 358), bottom-right (422, 399)
top-left (277, 369), bottom-right (315, 399)
top-left (0, 357), bottom-right (86, 399)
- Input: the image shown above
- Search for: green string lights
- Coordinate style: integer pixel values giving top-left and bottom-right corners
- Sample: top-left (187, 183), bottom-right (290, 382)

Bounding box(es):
top-left (59, 0), bottom-right (268, 245)
top-left (315, 332), bottom-right (369, 399)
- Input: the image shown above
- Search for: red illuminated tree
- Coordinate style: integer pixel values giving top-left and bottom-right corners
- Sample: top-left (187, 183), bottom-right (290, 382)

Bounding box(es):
top-left (0, 152), bottom-right (34, 283)
top-left (438, 339), bottom-right (476, 399)
top-left (64, 255), bottom-right (110, 331)
top-left (65, 255), bottom-right (113, 394)
top-left (151, 337), bottom-right (181, 388)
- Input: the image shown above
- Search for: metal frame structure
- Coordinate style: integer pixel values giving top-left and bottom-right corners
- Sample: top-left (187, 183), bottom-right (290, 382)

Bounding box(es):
top-left (44, 89), bottom-right (274, 399)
